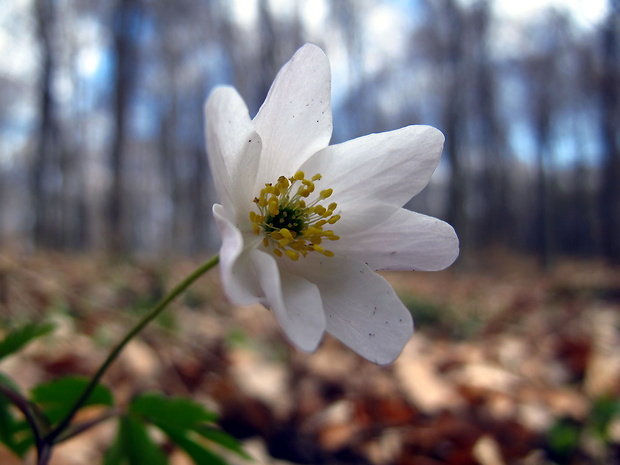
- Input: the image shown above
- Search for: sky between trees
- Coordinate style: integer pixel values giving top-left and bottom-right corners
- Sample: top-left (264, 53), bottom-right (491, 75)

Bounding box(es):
top-left (0, 0), bottom-right (618, 265)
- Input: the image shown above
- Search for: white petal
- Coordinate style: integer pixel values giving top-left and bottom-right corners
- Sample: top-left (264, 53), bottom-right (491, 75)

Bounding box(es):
top-left (333, 209), bottom-right (459, 271)
top-left (301, 125), bottom-right (444, 235)
top-left (250, 249), bottom-right (326, 352)
top-left (205, 87), bottom-right (262, 213)
top-left (214, 205), bottom-right (326, 351)
top-left (213, 204), bottom-right (263, 305)
top-left (299, 257), bottom-right (413, 364)
top-left (253, 44), bottom-right (332, 187)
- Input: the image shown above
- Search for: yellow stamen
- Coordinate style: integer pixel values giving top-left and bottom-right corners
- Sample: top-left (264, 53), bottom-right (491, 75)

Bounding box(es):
top-left (313, 205), bottom-right (326, 216)
top-left (277, 176), bottom-right (289, 189)
top-left (280, 228), bottom-right (293, 240)
top-left (249, 172), bottom-right (341, 260)
top-left (285, 250), bottom-right (300, 261)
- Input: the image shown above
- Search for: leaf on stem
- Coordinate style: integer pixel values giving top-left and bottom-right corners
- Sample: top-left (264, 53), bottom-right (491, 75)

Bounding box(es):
top-left (129, 392), bottom-right (217, 427)
top-left (103, 415), bottom-right (168, 465)
top-left (0, 378), bottom-right (23, 456)
top-left (0, 372), bottom-right (37, 457)
top-left (0, 322), bottom-right (55, 361)
top-left (128, 392), bottom-right (250, 463)
top-left (31, 376), bottom-right (113, 426)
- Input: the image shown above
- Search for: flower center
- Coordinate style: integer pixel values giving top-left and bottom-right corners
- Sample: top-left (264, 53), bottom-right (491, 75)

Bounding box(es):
top-left (249, 171), bottom-right (341, 261)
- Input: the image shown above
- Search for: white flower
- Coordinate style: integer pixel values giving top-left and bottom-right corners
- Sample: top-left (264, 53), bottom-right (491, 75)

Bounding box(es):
top-left (205, 44), bottom-right (459, 364)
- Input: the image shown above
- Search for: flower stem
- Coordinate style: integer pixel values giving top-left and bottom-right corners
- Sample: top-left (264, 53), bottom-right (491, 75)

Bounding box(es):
top-left (43, 254), bottom-right (219, 448)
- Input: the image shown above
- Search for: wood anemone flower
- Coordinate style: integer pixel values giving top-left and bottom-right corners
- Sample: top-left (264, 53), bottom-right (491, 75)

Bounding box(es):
top-left (205, 44), bottom-right (459, 364)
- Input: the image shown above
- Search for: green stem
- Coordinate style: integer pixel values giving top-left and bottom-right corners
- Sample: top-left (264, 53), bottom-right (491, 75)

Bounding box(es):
top-left (43, 254), bottom-right (219, 446)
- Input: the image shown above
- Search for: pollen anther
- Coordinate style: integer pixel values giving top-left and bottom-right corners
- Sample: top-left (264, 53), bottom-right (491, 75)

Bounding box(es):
top-left (250, 172), bottom-right (341, 261)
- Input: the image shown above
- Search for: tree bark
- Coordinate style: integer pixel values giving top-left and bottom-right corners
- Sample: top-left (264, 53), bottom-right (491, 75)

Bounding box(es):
top-left (442, 0), bottom-right (467, 258)
top-left (599, 3), bottom-right (620, 263)
top-left (31, 0), bottom-right (59, 248)
top-left (107, 0), bottom-right (140, 253)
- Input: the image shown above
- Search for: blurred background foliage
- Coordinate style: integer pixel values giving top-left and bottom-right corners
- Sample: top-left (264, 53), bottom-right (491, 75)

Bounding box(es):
top-left (0, 0), bottom-right (618, 266)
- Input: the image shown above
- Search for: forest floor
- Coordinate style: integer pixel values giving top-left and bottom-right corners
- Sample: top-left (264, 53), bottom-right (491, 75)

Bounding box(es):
top-left (0, 250), bottom-right (619, 465)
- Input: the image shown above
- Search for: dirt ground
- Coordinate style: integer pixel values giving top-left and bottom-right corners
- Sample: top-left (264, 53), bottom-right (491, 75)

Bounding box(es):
top-left (0, 251), bottom-right (619, 465)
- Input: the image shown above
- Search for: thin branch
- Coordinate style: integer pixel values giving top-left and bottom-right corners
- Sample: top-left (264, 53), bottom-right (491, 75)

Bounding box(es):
top-left (55, 408), bottom-right (121, 443)
top-left (0, 381), bottom-right (44, 449)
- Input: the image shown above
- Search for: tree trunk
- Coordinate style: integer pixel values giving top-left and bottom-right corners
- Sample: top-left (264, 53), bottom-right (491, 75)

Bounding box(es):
top-left (473, 0), bottom-right (511, 249)
top-left (442, 0), bottom-right (467, 259)
top-left (31, 0), bottom-right (59, 248)
top-left (599, 3), bottom-right (620, 263)
top-left (107, 0), bottom-right (140, 254)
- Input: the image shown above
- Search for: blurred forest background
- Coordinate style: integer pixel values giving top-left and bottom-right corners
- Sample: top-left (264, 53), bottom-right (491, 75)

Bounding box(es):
top-left (0, 0), bottom-right (619, 265)
top-left (2, 2), bottom-right (620, 464)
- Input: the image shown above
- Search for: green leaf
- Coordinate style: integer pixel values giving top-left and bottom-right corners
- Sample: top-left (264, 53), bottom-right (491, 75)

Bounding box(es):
top-left (129, 392), bottom-right (217, 429)
top-left (102, 423), bottom-right (125, 465)
top-left (0, 322), bottom-right (55, 361)
top-left (0, 384), bottom-right (20, 455)
top-left (0, 373), bottom-right (34, 457)
top-left (195, 426), bottom-right (251, 459)
top-left (547, 417), bottom-right (581, 460)
top-left (121, 416), bottom-right (168, 465)
top-left (589, 395), bottom-right (620, 441)
top-left (129, 393), bottom-right (249, 464)
top-left (10, 421), bottom-right (36, 457)
top-left (155, 424), bottom-right (229, 465)
top-left (31, 376), bottom-right (113, 425)
top-left (103, 416), bottom-right (168, 465)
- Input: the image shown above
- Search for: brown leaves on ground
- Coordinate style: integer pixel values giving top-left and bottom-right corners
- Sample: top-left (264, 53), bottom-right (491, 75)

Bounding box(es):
top-left (0, 251), bottom-right (619, 465)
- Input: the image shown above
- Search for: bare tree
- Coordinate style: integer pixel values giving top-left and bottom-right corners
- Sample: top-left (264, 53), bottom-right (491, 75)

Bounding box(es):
top-left (328, 0), bottom-right (367, 139)
top-left (527, 52), bottom-right (556, 267)
top-left (521, 11), bottom-right (577, 267)
top-left (31, 0), bottom-right (60, 248)
top-left (599, 0), bottom-right (620, 263)
top-left (437, 0), bottom-right (468, 257)
top-left (107, 0), bottom-right (143, 253)
top-left (470, 0), bottom-right (512, 249)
